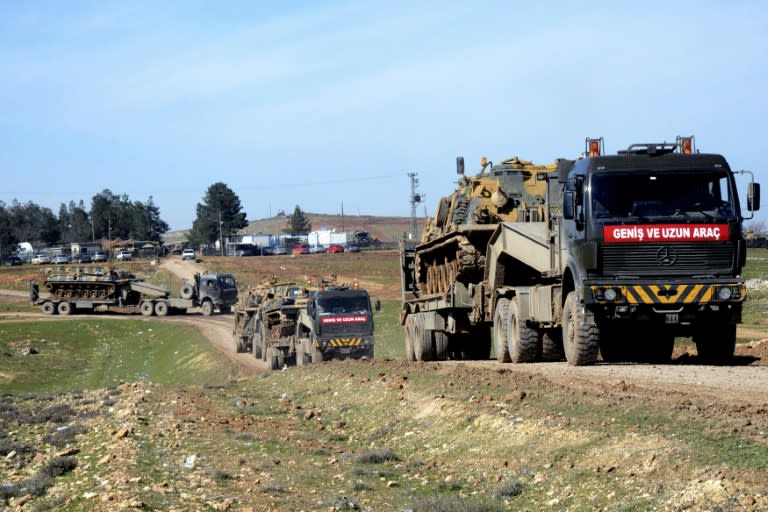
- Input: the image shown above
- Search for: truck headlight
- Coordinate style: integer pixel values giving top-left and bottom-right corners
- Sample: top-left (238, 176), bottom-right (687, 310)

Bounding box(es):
top-left (718, 287), bottom-right (733, 300)
top-left (604, 288), bottom-right (617, 301)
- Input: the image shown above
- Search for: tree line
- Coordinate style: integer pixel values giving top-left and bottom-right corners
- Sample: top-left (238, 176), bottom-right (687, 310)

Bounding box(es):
top-left (0, 181), bottom-right (313, 256)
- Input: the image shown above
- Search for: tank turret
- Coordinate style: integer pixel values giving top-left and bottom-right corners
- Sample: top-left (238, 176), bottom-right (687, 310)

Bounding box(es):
top-left (414, 155), bottom-right (560, 296)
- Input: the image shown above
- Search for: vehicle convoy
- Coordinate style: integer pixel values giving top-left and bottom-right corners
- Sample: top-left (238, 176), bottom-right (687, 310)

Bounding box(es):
top-left (400, 137), bottom-right (760, 365)
top-left (30, 266), bottom-right (238, 316)
top-left (233, 277), bottom-right (378, 369)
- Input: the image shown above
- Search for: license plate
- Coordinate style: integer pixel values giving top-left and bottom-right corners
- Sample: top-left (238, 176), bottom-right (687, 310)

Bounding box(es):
top-left (665, 313), bottom-right (679, 324)
top-left (340, 347), bottom-right (351, 354)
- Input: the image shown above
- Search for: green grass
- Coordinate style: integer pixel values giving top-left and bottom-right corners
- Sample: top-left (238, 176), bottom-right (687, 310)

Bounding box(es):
top-left (374, 299), bottom-right (404, 360)
top-left (0, 319), bottom-right (235, 392)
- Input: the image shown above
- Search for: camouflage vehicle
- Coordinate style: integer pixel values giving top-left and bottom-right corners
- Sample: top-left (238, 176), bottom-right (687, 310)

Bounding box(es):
top-left (31, 266), bottom-right (237, 317)
top-left (401, 137), bottom-right (759, 365)
top-left (232, 278), bottom-right (311, 370)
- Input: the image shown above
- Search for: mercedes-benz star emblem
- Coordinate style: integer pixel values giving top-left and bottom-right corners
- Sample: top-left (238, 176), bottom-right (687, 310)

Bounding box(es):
top-left (656, 247), bottom-right (677, 266)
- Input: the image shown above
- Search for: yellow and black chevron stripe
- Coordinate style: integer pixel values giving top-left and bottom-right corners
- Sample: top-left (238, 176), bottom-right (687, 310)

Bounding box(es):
top-left (590, 283), bottom-right (746, 305)
top-left (320, 338), bottom-right (365, 347)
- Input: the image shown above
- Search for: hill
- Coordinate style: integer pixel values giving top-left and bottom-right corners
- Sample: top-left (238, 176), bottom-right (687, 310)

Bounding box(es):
top-left (163, 213), bottom-right (427, 246)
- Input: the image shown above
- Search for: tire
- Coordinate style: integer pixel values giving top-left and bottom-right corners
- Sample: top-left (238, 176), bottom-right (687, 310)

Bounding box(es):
top-left (506, 298), bottom-right (539, 363)
top-left (42, 301), bottom-right (56, 315)
top-left (201, 300), bottom-right (213, 316)
top-left (57, 301), bottom-right (72, 316)
top-left (541, 329), bottom-right (564, 362)
top-left (433, 331), bottom-right (449, 361)
top-left (413, 313), bottom-right (434, 361)
top-left (404, 315), bottom-right (416, 362)
top-left (694, 322), bottom-right (736, 365)
top-left (295, 339), bottom-right (306, 366)
top-left (493, 298), bottom-right (511, 362)
top-left (562, 292), bottom-right (599, 366)
top-left (267, 347), bottom-right (283, 370)
top-left (180, 283), bottom-right (194, 300)
top-left (154, 301), bottom-right (169, 317)
top-left (251, 334), bottom-right (262, 359)
top-left (140, 301), bottom-right (154, 316)
top-left (309, 335), bottom-right (324, 363)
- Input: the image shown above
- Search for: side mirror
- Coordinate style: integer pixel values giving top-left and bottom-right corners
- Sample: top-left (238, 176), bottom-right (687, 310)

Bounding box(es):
top-left (563, 191), bottom-right (575, 219)
top-left (456, 156), bottom-right (464, 175)
top-left (748, 182), bottom-right (761, 211)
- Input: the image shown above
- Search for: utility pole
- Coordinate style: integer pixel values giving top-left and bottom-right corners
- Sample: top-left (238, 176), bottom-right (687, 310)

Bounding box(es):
top-left (218, 208), bottom-right (224, 256)
top-left (408, 172), bottom-right (424, 240)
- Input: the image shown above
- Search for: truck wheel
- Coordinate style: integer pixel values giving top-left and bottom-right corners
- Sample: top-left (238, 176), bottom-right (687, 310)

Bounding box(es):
top-left (433, 331), bottom-right (448, 361)
top-left (180, 283), bottom-right (195, 300)
top-left (493, 298), bottom-right (511, 362)
top-left (140, 301), bottom-right (154, 316)
top-left (57, 302), bottom-right (72, 316)
top-left (506, 298), bottom-right (539, 363)
top-left (267, 347), bottom-right (284, 370)
top-left (251, 336), bottom-right (262, 359)
top-left (154, 301), bottom-right (169, 317)
top-left (308, 338), bottom-right (321, 363)
top-left (404, 315), bottom-right (416, 361)
top-left (42, 301), bottom-right (56, 315)
top-left (694, 323), bottom-right (736, 365)
top-left (540, 329), bottom-right (564, 362)
top-left (562, 292), bottom-right (599, 366)
top-left (201, 300), bottom-right (213, 316)
top-left (413, 313), bottom-right (434, 361)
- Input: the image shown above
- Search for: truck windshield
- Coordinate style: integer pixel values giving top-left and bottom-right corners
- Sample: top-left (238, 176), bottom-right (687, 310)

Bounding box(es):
top-left (590, 170), bottom-right (734, 220)
top-left (317, 297), bottom-right (370, 315)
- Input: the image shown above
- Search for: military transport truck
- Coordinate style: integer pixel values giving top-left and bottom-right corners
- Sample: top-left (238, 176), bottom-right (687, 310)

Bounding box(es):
top-left (400, 137), bottom-right (759, 365)
top-left (31, 266), bottom-right (237, 316)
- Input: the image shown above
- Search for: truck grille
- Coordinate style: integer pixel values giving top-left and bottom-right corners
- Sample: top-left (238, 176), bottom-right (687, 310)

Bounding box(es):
top-left (601, 243), bottom-right (735, 276)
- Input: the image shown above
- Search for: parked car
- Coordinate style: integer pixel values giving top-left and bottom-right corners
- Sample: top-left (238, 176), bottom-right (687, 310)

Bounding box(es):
top-left (344, 244), bottom-right (360, 253)
top-left (31, 254), bottom-right (50, 265)
top-left (270, 246), bottom-right (288, 255)
top-left (51, 254), bottom-right (69, 264)
top-left (72, 253), bottom-right (92, 264)
top-left (292, 245), bottom-right (309, 255)
top-left (327, 244), bottom-right (345, 253)
top-left (3, 255), bottom-right (22, 266)
top-left (234, 247), bottom-right (253, 257)
top-left (115, 250), bottom-right (133, 261)
top-left (308, 245), bottom-right (326, 254)
top-left (92, 250), bottom-right (108, 262)
top-left (182, 248), bottom-right (196, 260)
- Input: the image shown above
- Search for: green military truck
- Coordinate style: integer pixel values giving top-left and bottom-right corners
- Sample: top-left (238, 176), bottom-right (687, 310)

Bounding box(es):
top-left (400, 137), bottom-right (759, 365)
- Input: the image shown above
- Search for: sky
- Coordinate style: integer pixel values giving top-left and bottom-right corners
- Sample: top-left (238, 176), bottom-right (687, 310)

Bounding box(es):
top-left (1, 1), bottom-right (767, 231)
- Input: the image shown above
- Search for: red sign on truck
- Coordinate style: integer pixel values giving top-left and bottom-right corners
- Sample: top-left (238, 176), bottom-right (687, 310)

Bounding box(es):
top-left (320, 315), bottom-right (369, 324)
top-left (604, 224), bottom-right (729, 243)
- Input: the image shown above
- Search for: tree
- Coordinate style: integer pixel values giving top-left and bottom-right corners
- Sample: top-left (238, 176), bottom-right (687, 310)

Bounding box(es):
top-left (284, 205), bottom-right (311, 234)
top-left (0, 202), bottom-right (17, 256)
top-left (188, 182), bottom-right (248, 248)
top-left (59, 200), bottom-right (91, 243)
top-left (90, 190), bottom-right (169, 241)
top-left (9, 200), bottom-right (59, 246)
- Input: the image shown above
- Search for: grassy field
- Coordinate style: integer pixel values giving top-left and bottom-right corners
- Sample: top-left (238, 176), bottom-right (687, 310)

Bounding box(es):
top-left (0, 319), bottom-right (236, 392)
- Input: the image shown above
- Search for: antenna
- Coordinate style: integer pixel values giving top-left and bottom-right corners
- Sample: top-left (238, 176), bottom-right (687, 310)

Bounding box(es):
top-left (408, 172), bottom-right (424, 240)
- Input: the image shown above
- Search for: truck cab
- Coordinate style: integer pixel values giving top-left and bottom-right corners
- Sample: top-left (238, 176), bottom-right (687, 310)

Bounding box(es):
top-left (194, 272), bottom-right (238, 315)
top-left (560, 137), bottom-right (759, 364)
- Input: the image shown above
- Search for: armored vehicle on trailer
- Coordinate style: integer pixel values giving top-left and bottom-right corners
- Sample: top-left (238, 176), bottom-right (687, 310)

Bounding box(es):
top-left (31, 266), bottom-right (237, 317)
top-left (400, 137), bottom-right (759, 365)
